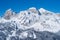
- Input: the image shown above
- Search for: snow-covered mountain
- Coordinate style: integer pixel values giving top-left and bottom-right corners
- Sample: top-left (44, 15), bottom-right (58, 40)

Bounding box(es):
top-left (2, 7), bottom-right (60, 33)
top-left (0, 7), bottom-right (60, 40)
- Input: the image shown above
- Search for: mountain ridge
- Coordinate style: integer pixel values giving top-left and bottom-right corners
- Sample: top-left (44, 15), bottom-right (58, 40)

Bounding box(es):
top-left (0, 7), bottom-right (60, 40)
top-left (0, 7), bottom-right (60, 33)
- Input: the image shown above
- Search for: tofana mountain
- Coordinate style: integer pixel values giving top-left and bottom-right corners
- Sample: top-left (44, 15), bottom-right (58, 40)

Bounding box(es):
top-left (0, 7), bottom-right (60, 40)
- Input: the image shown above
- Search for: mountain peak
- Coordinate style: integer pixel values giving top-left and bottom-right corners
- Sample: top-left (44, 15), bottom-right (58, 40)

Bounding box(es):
top-left (3, 8), bottom-right (16, 20)
top-left (39, 8), bottom-right (46, 12)
top-left (7, 8), bottom-right (12, 11)
top-left (39, 8), bottom-right (53, 15)
top-left (28, 7), bottom-right (36, 10)
top-left (39, 8), bottom-right (48, 14)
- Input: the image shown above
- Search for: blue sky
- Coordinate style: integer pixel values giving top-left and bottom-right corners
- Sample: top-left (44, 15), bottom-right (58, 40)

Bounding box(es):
top-left (0, 0), bottom-right (60, 16)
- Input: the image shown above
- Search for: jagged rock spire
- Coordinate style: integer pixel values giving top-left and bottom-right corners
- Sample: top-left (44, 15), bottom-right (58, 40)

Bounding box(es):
top-left (4, 9), bottom-right (16, 20)
top-left (4, 9), bottom-right (12, 20)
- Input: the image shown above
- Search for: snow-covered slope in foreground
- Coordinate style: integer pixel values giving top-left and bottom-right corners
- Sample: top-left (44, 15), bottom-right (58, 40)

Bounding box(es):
top-left (1, 7), bottom-right (60, 33)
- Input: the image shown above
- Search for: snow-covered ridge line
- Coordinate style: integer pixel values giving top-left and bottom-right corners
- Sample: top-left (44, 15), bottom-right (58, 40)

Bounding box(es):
top-left (0, 7), bottom-right (60, 33)
top-left (2, 7), bottom-right (59, 19)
